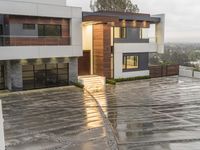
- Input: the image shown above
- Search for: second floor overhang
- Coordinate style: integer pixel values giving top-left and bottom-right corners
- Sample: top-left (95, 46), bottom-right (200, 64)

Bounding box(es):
top-left (83, 11), bottom-right (161, 27)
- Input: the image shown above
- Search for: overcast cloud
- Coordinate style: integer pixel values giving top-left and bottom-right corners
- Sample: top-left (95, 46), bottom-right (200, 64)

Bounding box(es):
top-left (67, 0), bottom-right (200, 43)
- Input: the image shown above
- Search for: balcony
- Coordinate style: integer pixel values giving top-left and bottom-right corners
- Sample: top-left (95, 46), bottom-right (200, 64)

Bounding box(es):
top-left (0, 36), bottom-right (71, 46)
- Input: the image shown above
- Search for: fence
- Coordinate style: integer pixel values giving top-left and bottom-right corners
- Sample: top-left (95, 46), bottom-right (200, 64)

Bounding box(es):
top-left (179, 66), bottom-right (200, 79)
top-left (149, 64), bottom-right (179, 78)
top-left (0, 100), bottom-right (5, 150)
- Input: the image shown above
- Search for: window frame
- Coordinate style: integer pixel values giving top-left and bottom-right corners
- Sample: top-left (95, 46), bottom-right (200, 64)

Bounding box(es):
top-left (123, 54), bottom-right (139, 72)
top-left (23, 24), bottom-right (36, 30)
top-left (114, 27), bottom-right (127, 39)
top-left (38, 24), bottom-right (62, 37)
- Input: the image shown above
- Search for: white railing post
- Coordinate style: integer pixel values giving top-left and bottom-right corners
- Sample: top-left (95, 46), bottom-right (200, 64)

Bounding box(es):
top-left (0, 100), bottom-right (5, 150)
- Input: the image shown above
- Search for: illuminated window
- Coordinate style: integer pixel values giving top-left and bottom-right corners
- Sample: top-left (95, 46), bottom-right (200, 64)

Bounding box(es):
top-left (123, 54), bottom-right (139, 71)
top-left (140, 28), bottom-right (149, 39)
top-left (114, 27), bottom-right (127, 39)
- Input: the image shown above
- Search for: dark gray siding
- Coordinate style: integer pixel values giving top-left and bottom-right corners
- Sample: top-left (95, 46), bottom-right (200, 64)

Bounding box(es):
top-left (0, 15), bottom-right (3, 24)
top-left (123, 52), bottom-right (149, 71)
top-left (114, 28), bottom-right (149, 43)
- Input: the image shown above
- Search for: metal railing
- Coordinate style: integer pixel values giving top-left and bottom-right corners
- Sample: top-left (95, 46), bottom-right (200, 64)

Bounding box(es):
top-left (0, 35), bottom-right (71, 46)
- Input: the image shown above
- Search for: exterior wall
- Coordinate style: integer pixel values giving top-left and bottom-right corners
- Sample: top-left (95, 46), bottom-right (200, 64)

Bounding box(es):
top-left (0, 0), bottom-right (82, 60)
top-left (114, 51), bottom-right (149, 78)
top-left (93, 24), bottom-right (111, 78)
top-left (69, 57), bottom-right (78, 84)
top-left (152, 14), bottom-right (165, 53)
top-left (6, 61), bottom-right (23, 90)
top-left (4, 0), bottom-right (66, 6)
top-left (5, 16), bottom-right (70, 46)
top-left (114, 43), bottom-right (158, 53)
top-left (0, 46), bottom-right (82, 60)
top-left (114, 28), bottom-right (149, 43)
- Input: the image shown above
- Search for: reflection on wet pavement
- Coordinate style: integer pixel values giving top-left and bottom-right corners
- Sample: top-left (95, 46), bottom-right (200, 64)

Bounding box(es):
top-left (2, 76), bottom-right (200, 150)
top-left (1, 87), bottom-right (109, 150)
top-left (89, 76), bottom-right (200, 150)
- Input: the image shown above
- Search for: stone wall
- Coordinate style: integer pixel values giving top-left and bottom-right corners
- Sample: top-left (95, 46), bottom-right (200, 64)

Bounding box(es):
top-left (69, 57), bottom-right (78, 84)
top-left (5, 61), bottom-right (23, 91)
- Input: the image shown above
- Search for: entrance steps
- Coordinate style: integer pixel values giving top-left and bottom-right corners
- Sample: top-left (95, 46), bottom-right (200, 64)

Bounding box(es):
top-left (78, 75), bottom-right (106, 92)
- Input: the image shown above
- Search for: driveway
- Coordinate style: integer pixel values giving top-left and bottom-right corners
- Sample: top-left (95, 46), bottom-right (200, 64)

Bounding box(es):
top-left (1, 87), bottom-right (110, 150)
top-left (2, 76), bottom-right (200, 150)
top-left (91, 76), bottom-right (200, 150)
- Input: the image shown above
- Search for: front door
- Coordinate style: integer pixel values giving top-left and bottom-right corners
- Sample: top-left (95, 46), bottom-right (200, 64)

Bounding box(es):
top-left (78, 51), bottom-right (91, 75)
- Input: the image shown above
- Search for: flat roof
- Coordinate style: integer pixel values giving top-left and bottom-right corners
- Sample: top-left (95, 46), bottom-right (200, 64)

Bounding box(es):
top-left (83, 11), bottom-right (160, 23)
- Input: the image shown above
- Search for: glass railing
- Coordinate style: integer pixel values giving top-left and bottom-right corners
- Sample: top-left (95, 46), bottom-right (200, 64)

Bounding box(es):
top-left (0, 35), bottom-right (71, 46)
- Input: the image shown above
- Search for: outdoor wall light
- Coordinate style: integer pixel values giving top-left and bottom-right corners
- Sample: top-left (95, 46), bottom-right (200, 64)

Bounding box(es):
top-left (132, 20), bottom-right (137, 27)
top-left (122, 20), bottom-right (126, 27)
top-left (143, 21), bottom-right (147, 28)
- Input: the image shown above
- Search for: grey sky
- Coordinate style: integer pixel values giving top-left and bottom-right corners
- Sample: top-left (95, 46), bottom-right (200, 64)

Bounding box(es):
top-left (67, 0), bottom-right (200, 43)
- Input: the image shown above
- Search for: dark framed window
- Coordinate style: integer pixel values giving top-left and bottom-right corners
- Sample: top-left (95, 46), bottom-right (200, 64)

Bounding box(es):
top-left (123, 54), bottom-right (139, 71)
top-left (22, 63), bottom-right (69, 90)
top-left (23, 24), bottom-right (36, 30)
top-left (38, 24), bottom-right (62, 37)
top-left (114, 27), bottom-right (127, 39)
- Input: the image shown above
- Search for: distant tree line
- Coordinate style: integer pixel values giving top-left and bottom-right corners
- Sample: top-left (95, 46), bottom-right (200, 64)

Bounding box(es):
top-left (150, 43), bottom-right (200, 66)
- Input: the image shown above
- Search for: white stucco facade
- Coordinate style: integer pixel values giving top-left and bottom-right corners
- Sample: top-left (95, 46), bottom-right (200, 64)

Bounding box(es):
top-left (114, 43), bottom-right (152, 78)
top-left (0, 0), bottom-right (82, 60)
top-left (152, 14), bottom-right (165, 54)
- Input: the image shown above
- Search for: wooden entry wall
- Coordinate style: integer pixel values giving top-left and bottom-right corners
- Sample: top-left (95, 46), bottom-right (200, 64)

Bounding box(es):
top-left (78, 51), bottom-right (91, 75)
top-left (93, 24), bottom-right (111, 78)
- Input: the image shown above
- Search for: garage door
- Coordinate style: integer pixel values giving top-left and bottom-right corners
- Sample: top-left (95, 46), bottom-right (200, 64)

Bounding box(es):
top-left (23, 63), bottom-right (69, 90)
top-left (0, 65), bottom-right (5, 90)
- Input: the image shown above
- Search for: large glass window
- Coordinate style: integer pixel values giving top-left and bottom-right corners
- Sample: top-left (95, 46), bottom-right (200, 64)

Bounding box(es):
top-left (114, 27), bottom-right (127, 39)
top-left (38, 24), bottom-right (62, 37)
top-left (140, 28), bottom-right (149, 39)
top-left (23, 24), bottom-right (36, 30)
top-left (123, 54), bottom-right (139, 71)
top-left (22, 63), bottom-right (68, 90)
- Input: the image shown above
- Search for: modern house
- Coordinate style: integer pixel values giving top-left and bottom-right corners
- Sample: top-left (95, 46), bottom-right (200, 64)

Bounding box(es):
top-left (0, 0), bottom-right (165, 91)
top-left (0, 0), bottom-right (82, 91)
top-left (80, 11), bottom-right (165, 79)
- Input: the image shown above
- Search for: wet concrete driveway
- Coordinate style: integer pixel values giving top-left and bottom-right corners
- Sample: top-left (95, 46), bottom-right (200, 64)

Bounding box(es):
top-left (2, 76), bottom-right (200, 150)
top-left (1, 87), bottom-right (110, 150)
top-left (90, 76), bottom-right (200, 150)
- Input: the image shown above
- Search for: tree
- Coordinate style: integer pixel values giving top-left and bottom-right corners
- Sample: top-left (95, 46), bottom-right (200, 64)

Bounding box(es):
top-left (90, 0), bottom-right (139, 13)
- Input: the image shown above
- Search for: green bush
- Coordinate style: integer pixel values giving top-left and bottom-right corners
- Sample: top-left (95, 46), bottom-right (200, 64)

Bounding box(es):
top-left (106, 76), bottom-right (150, 85)
top-left (106, 79), bottom-right (116, 85)
top-left (73, 82), bottom-right (84, 89)
top-left (115, 76), bottom-right (150, 82)
top-left (193, 68), bottom-right (200, 72)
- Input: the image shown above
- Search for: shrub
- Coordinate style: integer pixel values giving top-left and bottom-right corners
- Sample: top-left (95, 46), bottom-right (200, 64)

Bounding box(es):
top-left (106, 79), bottom-right (116, 85)
top-left (115, 76), bottom-right (150, 82)
top-left (73, 82), bottom-right (84, 89)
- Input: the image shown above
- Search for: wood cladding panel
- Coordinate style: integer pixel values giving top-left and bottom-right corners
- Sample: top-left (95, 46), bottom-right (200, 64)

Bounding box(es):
top-left (93, 24), bottom-right (111, 78)
top-left (78, 51), bottom-right (91, 76)
top-left (149, 65), bottom-right (179, 78)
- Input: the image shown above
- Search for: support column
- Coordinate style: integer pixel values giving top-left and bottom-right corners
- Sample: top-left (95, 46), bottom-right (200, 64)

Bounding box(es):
top-left (69, 57), bottom-right (78, 84)
top-left (6, 61), bottom-right (23, 91)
